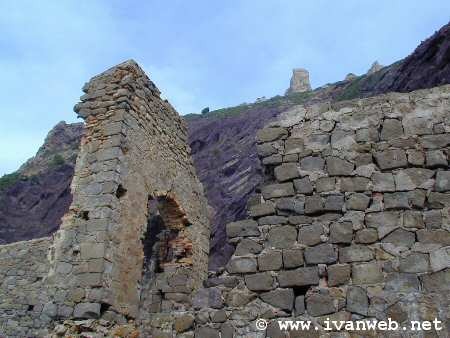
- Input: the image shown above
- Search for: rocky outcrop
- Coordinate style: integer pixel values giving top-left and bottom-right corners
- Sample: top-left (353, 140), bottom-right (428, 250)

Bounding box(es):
top-left (286, 68), bottom-right (312, 94)
top-left (366, 61), bottom-right (384, 75)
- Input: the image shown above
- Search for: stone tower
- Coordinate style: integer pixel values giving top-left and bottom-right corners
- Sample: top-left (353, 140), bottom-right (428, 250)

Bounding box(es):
top-left (286, 68), bottom-right (312, 94)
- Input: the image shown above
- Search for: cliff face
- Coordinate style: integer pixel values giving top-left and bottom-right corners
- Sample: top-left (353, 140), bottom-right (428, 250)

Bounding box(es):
top-left (1, 22), bottom-right (449, 269)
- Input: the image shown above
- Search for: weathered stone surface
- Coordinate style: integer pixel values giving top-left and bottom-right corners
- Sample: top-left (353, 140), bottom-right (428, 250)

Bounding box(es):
top-left (325, 194), bottom-right (344, 211)
top-left (329, 222), bottom-right (353, 244)
top-left (174, 314), bottom-right (195, 333)
top-left (365, 211), bottom-right (401, 238)
top-left (426, 150), bottom-right (447, 168)
top-left (244, 272), bottom-right (273, 291)
top-left (423, 210), bottom-right (442, 229)
top-left (352, 262), bottom-right (383, 284)
top-left (195, 326), bottom-right (220, 338)
top-left (306, 293), bottom-right (335, 316)
top-left (430, 247), bottom-right (450, 272)
top-left (340, 177), bottom-right (371, 192)
top-left (384, 192), bottom-right (410, 209)
top-left (381, 119), bottom-right (403, 140)
top-left (73, 302), bottom-right (101, 319)
top-left (275, 198), bottom-right (305, 215)
top-left (381, 228), bottom-right (415, 247)
top-left (287, 68), bottom-right (311, 94)
top-left (285, 138), bottom-right (305, 154)
top-left (326, 157), bottom-right (354, 176)
top-left (304, 244), bottom-right (338, 264)
top-left (339, 245), bottom-right (374, 263)
top-left (278, 267), bottom-right (319, 287)
top-left (436, 171), bottom-right (450, 192)
top-left (399, 253), bottom-right (430, 273)
top-left (385, 273), bottom-right (420, 292)
top-left (262, 183), bottom-right (295, 199)
top-left (268, 226), bottom-right (297, 249)
top-left (282, 249), bottom-right (304, 268)
top-left (293, 177), bottom-right (313, 194)
top-left (316, 177), bottom-right (336, 192)
top-left (372, 172), bottom-right (396, 192)
top-left (346, 286), bottom-right (368, 315)
top-left (298, 224), bottom-right (323, 246)
top-left (258, 215), bottom-right (288, 225)
top-left (234, 239), bottom-right (262, 255)
top-left (374, 150), bottom-right (408, 170)
top-left (257, 127), bottom-right (288, 143)
top-left (274, 163), bottom-right (300, 182)
top-left (227, 257), bottom-right (257, 273)
top-left (226, 219), bottom-right (260, 238)
top-left (300, 156), bottom-right (325, 171)
top-left (355, 229), bottom-right (378, 244)
top-left (417, 229), bottom-right (450, 245)
top-left (258, 250), bottom-right (283, 271)
top-left (403, 211), bottom-right (425, 228)
top-left (346, 193), bottom-right (370, 211)
top-left (249, 203), bottom-right (275, 218)
top-left (328, 264), bottom-right (351, 286)
top-left (422, 269), bottom-right (450, 292)
top-left (295, 296), bottom-right (305, 315)
top-left (260, 288), bottom-right (294, 311)
top-left (304, 195), bottom-right (324, 214)
top-left (420, 134), bottom-right (450, 149)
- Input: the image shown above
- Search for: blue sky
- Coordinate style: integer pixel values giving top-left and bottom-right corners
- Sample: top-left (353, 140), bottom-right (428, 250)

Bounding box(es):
top-left (0, 1), bottom-right (449, 176)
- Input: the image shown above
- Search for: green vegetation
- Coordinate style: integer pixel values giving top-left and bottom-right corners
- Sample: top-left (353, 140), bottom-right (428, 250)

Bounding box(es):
top-left (335, 76), bottom-right (364, 101)
top-left (201, 107), bottom-right (210, 114)
top-left (0, 172), bottom-right (22, 191)
top-left (49, 154), bottom-right (65, 167)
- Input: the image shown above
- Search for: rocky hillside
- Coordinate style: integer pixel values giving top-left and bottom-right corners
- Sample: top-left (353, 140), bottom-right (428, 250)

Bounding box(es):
top-left (1, 22), bottom-right (449, 268)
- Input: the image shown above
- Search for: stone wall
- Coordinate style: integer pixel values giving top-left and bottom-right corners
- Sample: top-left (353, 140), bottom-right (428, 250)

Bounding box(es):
top-left (0, 238), bottom-right (51, 337)
top-left (163, 85), bottom-right (450, 337)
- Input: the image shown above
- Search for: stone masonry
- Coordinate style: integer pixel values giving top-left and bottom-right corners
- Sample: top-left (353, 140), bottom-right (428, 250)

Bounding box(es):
top-left (0, 60), bottom-right (211, 337)
top-left (166, 85), bottom-right (449, 337)
top-left (286, 68), bottom-right (312, 95)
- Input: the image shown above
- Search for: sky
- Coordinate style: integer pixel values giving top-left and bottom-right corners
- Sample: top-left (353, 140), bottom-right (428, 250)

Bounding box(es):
top-left (0, 1), bottom-right (449, 176)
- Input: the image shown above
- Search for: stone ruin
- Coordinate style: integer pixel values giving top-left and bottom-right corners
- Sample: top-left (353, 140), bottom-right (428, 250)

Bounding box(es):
top-left (286, 68), bottom-right (312, 95)
top-left (0, 60), bottom-right (449, 337)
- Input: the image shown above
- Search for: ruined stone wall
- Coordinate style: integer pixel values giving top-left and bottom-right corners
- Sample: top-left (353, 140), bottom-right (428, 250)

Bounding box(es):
top-left (46, 60), bottom-right (210, 325)
top-left (158, 85), bottom-right (449, 338)
top-left (0, 238), bottom-right (52, 337)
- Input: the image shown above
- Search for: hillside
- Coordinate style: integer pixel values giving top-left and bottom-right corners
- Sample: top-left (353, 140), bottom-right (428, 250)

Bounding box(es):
top-left (1, 22), bottom-right (449, 268)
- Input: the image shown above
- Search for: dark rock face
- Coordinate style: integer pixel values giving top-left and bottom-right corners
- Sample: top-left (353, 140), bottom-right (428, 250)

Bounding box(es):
top-left (360, 22), bottom-right (450, 95)
top-left (0, 164), bottom-right (74, 244)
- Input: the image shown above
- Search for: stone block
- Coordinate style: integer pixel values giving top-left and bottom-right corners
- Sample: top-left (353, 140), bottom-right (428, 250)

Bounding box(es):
top-left (374, 149), bottom-right (408, 170)
top-left (275, 198), bottom-right (305, 214)
top-left (426, 150), bottom-right (447, 168)
top-left (340, 177), bottom-right (371, 192)
top-left (226, 220), bottom-right (260, 238)
top-left (278, 267), bottom-right (319, 287)
top-left (174, 314), bottom-right (195, 333)
top-left (352, 262), bottom-right (383, 284)
top-left (316, 177), bottom-right (336, 192)
top-left (257, 127), bottom-right (288, 143)
top-left (249, 203), bottom-right (275, 218)
top-left (258, 215), bottom-right (288, 225)
top-left (73, 302), bottom-right (101, 319)
top-left (325, 194), bottom-right (344, 211)
top-left (346, 286), bottom-right (368, 315)
top-left (294, 177), bottom-right (313, 194)
top-left (304, 195), bottom-right (324, 214)
top-left (285, 138), bottom-right (305, 154)
top-left (328, 264), bottom-right (351, 286)
top-left (262, 154), bottom-right (283, 165)
top-left (282, 249), bottom-right (304, 268)
top-left (300, 156), bottom-right (325, 171)
top-left (420, 134), bottom-right (450, 149)
top-left (298, 224), bottom-right (323, 246)
top-left (394, 168), bottom-right (434, 191)
top-left (80, 243), bottom-right (105, 260)
top-left (403, 210), bottom-right (424, 228)
top-left (427, 192), bottom-right (450, 208)
top-left (256, 142), bottom-right (277, 157)
top-left (355, 229), bottom-right (378, 244)
top-left (245, 272), bottom-right (273, 291)
top-left (258, 250), bottom-right (283, 271)
top-left (384, 273), bottom-right (419, 292)
top-left (274, 163), bottom-right (300, 182)
top-left (430, 247), bottom-right (450, 272)
top-left (306, 293), bottom-right (336, 316)
top-left (423, 210), bottom-right (442, 229)
top-left (339, 245), bottom-right (374, 263)
top-left (262, 183), bottom-right (295, 199)
top-left (346, 193), bottom-right (370, 211)
top-left (330, 222), bottom-right (353, 244)
top-left (436, 171), bottom-right (450, 192)
top-left (407, 149), bottom-right (425, 166)
top-left (326, 157), bottom-right (354, 176)
top-left (195, 327), bottom-right (220, 338)
top-left (381, 119), bottom-right (403, 140)
top-left (372, 172), bottom-right (395, 192)
top-left (422, 270), bottom-right (450, 292)
top-left (381, 228), bottom-right (415, 248)
top-left (227, 257), bottom-right (257, 274)
top-left (417, 230), bottom-right (450, 246)
top-left (399, 253), bottom-right (430, 273)
top-left (268, 225), bottom-right (297, 249)
top-left (260, 288), bottom-right (294, 311)
top-left (304, 244), bottom-right (338, 264)
top-left (384, 192), bottom-right (410, 210)
top-left (365, 211), bottom-right (401, 238)
top-left (235, 239), bottom-right (263, 256)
